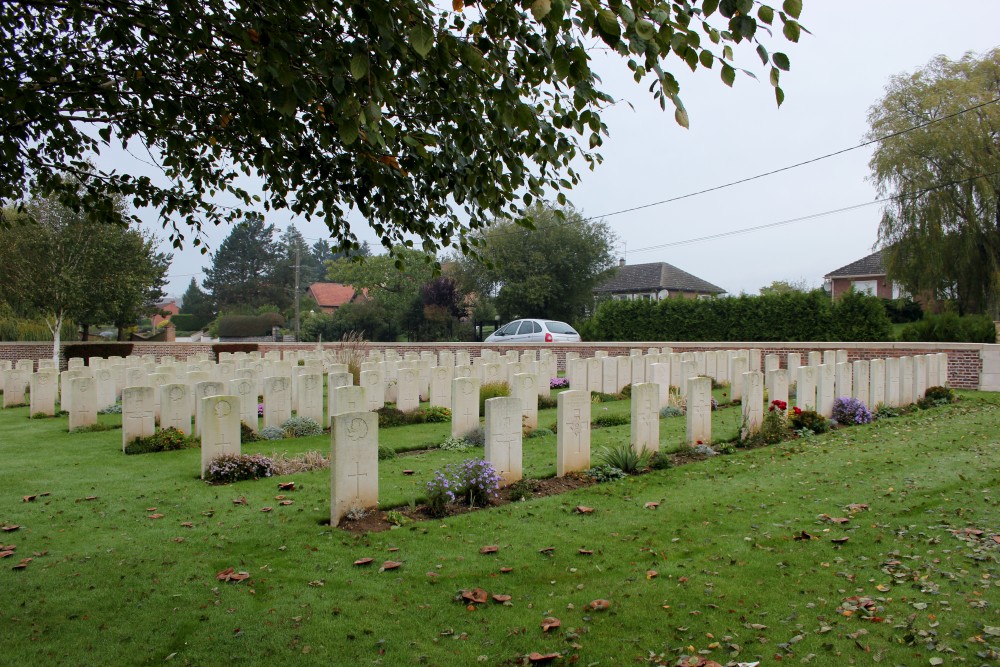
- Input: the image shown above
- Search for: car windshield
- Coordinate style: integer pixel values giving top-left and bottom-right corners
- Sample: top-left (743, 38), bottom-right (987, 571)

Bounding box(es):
top-left (545, 321), bottom-right (577, 334)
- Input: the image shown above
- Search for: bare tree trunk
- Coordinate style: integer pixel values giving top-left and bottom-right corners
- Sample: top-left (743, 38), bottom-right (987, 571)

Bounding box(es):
top-left (46, 311), bottom-right (63, 366)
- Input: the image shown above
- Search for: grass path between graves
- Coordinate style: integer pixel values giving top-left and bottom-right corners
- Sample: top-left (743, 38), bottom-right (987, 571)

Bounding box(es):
top-left (0, 392), bottom-right (998, 666)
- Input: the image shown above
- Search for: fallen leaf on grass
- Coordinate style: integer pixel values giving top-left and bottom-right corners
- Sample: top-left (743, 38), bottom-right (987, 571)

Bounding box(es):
top-left (538, 546), bottom-right (555, 554)
top-left (492, 594), bottom-right (511, 603)
top-left (145, 507), bottom-right (156, 512)
top-left (274, 495), bottom-right (286, 500)
top-left (794, 531), bottom-right (819, 541)
top-left (180, 522), bottom-right (194, 528)
top-left (260, 507), bottom-right (273, 513)
top-left (278, 482), bottom-right (295, 491)
top-left (480, 545), bottom-right (499, 554)
top-left (820, 514), bottom-right (850, 524)
top-left (541, 617), bottom-right (561, 632)
top-left (831, 537), bottom-right (850, 545)
top-left (83, 496), bottom-right (98, 501)
top-left (993, 535), bottom-right (1000, 545)
top-left (353, 557), bottom-right (374, 566)
top-left (380, 561), bottom-right (402, 571)
top-left (12, 557), bottom-right (32, 570)
top-left (845, 503), bottom-right (869, 512)
top-left (233, 497), bottom-right (248, 506)
top-left (644, 502), bottom-right (659, 509)
top-left (172, 537), bottom-right (185, 543)
top-left (461, 588), bottom-right (488, 604)
top-left (527, 652), bottom-right (561, 663)
top-left (499, 567), bottom-right (513, 574)
top-left (578, 549), bottom-right (593, 556)
top-left (279, 500), bottom-right (294, 506)
top-left (1, 525), bottom-right (20, 532)
top-left (148, 514), bottom-right (164, 519)
top-left (0, 550), bottom-right (15, 558)
top-left (574, 506), bottom-right (594, 514)
top-left (402, 469), bottom-right (415, 476)
top-left (589, 599), bottom-right (611, 611)
top-left (22, 494), bottom-right (37, 502)
top-left (216, 567), bottom-right (250, 582)
top-left (646, 570), bottom-right (658, 579)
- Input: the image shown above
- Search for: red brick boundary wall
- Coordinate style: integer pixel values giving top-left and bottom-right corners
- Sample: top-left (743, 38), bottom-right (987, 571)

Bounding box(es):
top-left (2, 341), bottom-right (997, 391)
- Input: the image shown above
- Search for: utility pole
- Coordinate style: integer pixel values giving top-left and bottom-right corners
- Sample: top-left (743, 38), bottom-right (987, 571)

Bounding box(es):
top-left (294, 242), bottom-right (301, 341)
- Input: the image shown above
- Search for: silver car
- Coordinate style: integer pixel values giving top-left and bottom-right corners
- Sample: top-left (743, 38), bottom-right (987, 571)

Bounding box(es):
top-left (485, 319), bottom-right (581, 343)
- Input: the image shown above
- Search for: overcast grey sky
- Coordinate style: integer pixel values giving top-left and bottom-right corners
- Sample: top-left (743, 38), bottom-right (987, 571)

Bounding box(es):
top-left (156, 1), bottom-right (1000, 299)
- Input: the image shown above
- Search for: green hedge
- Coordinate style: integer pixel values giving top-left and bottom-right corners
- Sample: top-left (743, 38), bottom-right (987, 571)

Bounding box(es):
top-left (899, 313), bottom-right (996, 343)
top-left (587, 290), bottom-right (892, 342)
top-left (0, 317), bottom-right (77, 342)
top-left (217, 312), bottom-right (285, 337)
top-left (169, 313), bottom-right (211, 332)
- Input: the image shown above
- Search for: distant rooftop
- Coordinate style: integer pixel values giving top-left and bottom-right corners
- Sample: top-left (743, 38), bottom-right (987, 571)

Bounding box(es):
top-left (594, 261), bottom-right (725, 295)
top-left (825, 249), bottom-right (886, 278)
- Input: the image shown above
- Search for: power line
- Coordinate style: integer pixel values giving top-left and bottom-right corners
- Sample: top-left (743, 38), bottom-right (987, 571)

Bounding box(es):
top-left (626, 169), bottom-right (1000, 255)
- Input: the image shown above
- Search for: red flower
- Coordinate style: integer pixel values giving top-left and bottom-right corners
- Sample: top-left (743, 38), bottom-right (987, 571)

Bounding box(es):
top-left (696, 440), bottom-right (703, 445)
top-left (793, 406), bottom-right (802, 415)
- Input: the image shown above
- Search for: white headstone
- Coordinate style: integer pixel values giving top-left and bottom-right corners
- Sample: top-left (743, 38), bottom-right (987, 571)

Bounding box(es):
top-left (853, 360), bottom-right (870, 407)
top-left (912, 355), bottom-right (928, 401)
top-left (787, 353), bottom-right (802, 386)
top-left (616, 355), bottom-right (631, 393)
top-left (95, 366), bottom-right (116, 410)
top-left (586, 357), bottom-right (602, 393)
top-left (485, 396), bottom-right (523, 487)
top-left (330, 411), bottom-right (379, 526)
top-left (200, 395), bottom-right (241, 478)
top-left (3, 369), bottom-right (28, 407)
top-left (797, 366), bottom-right (817, 411)
top-left (808, 351), bottom-right (823, 368)
top-left (630, 383), bottom-right (660, 454)
top-left (816, 364), bottom-right (835, 417)
top-left (396, 366), bottom-right (420, 412)
top-left (728, 357), bottom-right (747, 402)
top-left (835, 362), bottom-right (853, 399)
top-left (937, 353), bottom-right (949, 387)
top-left (263, 376), bottom-right (292, 428)
top-left (359, 370), bottom-right (385, 412)
top-left (297, 372), bottom-right (325, 425)
top-left (229, 378), bottom-right (258, 432)
top-left (193, 380), bottom-right (224, 437)
top-left (429, 366), bottom-right (454, 409)
top-left (451, 376), bottom-right (481, 439)
top-left (556, 390), bottom-right (591, 476)
top-left (30, 370), bottom-right (58, 416)
top-left (68, 376), bottom-right (98, 430)
top-left (648, 362), bottom-right (671, 409)
top-left (511, 372), bottom-right (538, 429)
top-left (122, 386), bottom-right (156, 450)
top-left (766, 369), bottom-right (789, 413)
top-left (741, 371), bottom-right (764, 440)
top-left (869, 358), bottom-right (886, 408)
top-left (899, 356), bottom-right (914, 405)
top-left (685, 376), bottom-right (712, 446)
top-left (885, 357), bottom-right (901, 408)
top-left (679, 359), bottom-right (697, 399)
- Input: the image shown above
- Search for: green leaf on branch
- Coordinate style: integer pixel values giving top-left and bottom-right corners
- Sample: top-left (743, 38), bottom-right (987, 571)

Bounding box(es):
top-left (671, 95), bottom-right (690, 128)
top-left (635, 18), bottom-right (656, 40)
top-left (757, 5), bottom-right (774, 24)
top-left (597, 9), bottom-right (621, 40)
top-left (773, 52), bottom-right (790, 71)
top-left (350, 54), bottom-right (368, 80)
top-left (782, 19), bottom-right (801, 42)
top-left (409, 24), bottom-right (434, 57)
top-left (702, 0), bottom-right (719, 17)
top-left (721, 63), bottom-right (736, 87)
top-left (782, 0), bottom-right (803, 19)
top-left (699, 49), bottom-right (714, 69)
top-left (530, 0), bottom-right (551, 21)
top-left (775, 85), bottom-right (785, 107)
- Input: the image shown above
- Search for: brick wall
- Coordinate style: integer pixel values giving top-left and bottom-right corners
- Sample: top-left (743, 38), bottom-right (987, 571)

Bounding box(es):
top-left (1, 340), bottom-right (996, 390)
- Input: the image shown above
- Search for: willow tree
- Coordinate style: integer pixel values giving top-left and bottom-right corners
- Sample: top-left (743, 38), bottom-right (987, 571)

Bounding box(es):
top-left (867, 49), bottom-right (1000, 316)
top-left (3, 0), bottom-right (804, 257)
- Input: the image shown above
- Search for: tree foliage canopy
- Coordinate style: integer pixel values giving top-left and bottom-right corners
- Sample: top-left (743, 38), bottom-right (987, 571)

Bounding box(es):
top-left (454, 203), bottom-right (617, 323)
top-left (202, 217), bottom-right (282, 309)
top-left (867, 48), bottom-right (1000, 316)
top-left (3, 0), bottom-right (804, 257)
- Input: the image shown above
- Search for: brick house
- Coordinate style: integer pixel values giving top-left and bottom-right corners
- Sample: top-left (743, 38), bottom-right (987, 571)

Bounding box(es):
top-left (307, 282), bottom-right (366, 314)
top-left (824, 249), bottom-right (900, 300)
top-left (594, 260), bottom-right (726, 302)
top-left (151, 298), bottom-right (180, 328)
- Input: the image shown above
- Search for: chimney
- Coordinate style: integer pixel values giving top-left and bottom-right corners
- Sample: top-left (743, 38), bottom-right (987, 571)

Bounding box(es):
top-left (619, 258), bottom-right (625, 267)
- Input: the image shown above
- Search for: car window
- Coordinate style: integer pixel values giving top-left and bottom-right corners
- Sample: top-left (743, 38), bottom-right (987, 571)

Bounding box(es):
top-left (516, 321), bottom-right (535, 335)
top-left (531, 321), bottom-right (542, 333)
top-left (544, 321), bottom-right (577, 334)
top-left (498, 321), bottom-right (519, 335)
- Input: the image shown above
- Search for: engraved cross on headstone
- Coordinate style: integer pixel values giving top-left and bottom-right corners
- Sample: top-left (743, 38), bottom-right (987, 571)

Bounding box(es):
top-left (348, 461), bottom-right (368, 499)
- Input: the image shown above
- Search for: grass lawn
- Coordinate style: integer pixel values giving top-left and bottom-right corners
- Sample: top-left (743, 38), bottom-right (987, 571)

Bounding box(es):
top-left (0, 391), bottom-right (997, 666)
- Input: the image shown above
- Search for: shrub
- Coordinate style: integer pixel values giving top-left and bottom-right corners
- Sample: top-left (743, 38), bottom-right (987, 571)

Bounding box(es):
top-left (648, 451), bottom-right (672, 470)
top-left (205, 453), bottom-right (274, 484)
top-left (591, 391), bottom-right (624, 403)
top-left (217, 313), bottom-right (285, 338)
top-left (882, 297), bottom-right (923, 324)
top-left (789, 407), bottom-right (830, 434)
top-left (832, 396), bottom-right (873, 425)
top-left (384, 510), bottom-right (411, 526)
top-left (425, 458), bottom-right (501, 514)
top-left (71, 422), bottom-right (115, 433)
top-left (377, 445), bottom-right (397, 460)
top-left (439, 436), bottom-right (474, 452)
top-left (479, 381), bottom-right (510, 413)
top-left (281, 416), bottom-right (323, 437)
top-left (377, 406), bottom-right (407, 428)
top-left (124, 427), bottom-right (197, 454)
top-left (537, 395), bottom-right (558, 410)
top-left (425, 469), bottom-right (456, 517)
top-left (597, 443), bottom-right (650, 474)
top-left (873, 404), bottom-right (901, 420)
top-left (899, 312), bottom-right (996, 343)
top-left (550, 377), bottom-right (569, 389)
top-left (659, 405), bottom-right (684, 418)
top-left (917, 385), bottom-right (956, 409)
top-left (464, 426), bottom-right (486, 447)
top-left (585, 464), bottom-right (627, 482)
top-left (241, 422), bottom-right (262, 443)
top-left (591, 413), bottom-right (630, 428)
top-left (758, 400), bottom-right (791, 444)
top-left (416, 405), bottom-right (451, 423)
top-left (526, 427), bottom-right (554, 439)
top-left (98, 403), bottom-right (122, 415)
top-left (259, 425), bottom-right (286, 440)
top-left (507, 478), bottom-right (542, 501)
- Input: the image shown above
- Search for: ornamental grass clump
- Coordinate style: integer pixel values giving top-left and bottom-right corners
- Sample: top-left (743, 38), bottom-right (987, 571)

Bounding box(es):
top-left (205, 453), bottom-right (274, 484)
top-left (832, 396), bottom-right (873, 425)
top-left (597, 443), bottom-right (650, 474)
top-left (280, 416), bottom-right (323, 437)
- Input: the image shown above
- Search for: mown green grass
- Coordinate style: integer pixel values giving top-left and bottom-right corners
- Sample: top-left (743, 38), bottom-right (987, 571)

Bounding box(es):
top-left (0, 392), bottom-right (997, 666)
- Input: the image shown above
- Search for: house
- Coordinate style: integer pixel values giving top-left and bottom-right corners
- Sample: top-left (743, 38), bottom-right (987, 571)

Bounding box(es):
top-left (307, 282), bottom-right (366, 314)
top-left (824, 249), bottom-right (901, 299)
top-left (151, 298), bottom-right (179, 328)
top-left (594, 260), bottom-right (726, 301)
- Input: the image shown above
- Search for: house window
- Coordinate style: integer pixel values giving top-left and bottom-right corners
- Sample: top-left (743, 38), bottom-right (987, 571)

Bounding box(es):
top-left (852, 279), bottom-right (877, 296)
